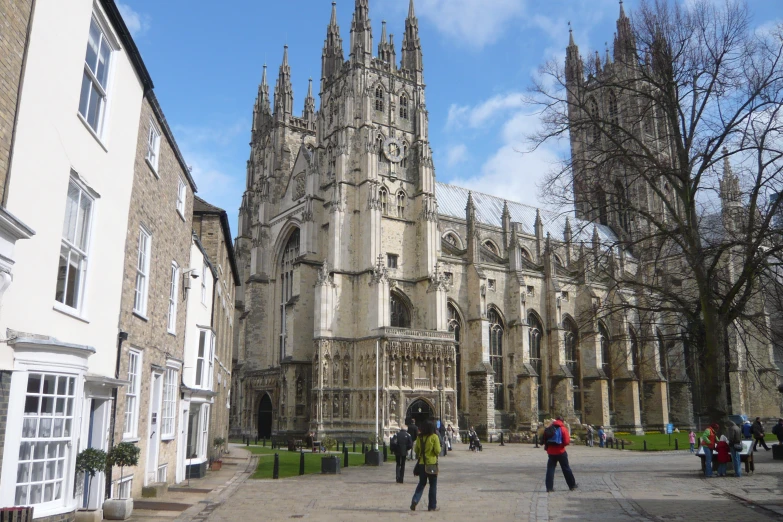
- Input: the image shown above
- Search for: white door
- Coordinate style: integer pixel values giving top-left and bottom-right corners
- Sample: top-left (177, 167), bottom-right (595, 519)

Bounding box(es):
top-left (146, 372), bottom-right (163, 484)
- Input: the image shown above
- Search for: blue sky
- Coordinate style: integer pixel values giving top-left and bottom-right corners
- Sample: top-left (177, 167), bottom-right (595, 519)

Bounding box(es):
top-left (118, 0), bottom-right (781, 233)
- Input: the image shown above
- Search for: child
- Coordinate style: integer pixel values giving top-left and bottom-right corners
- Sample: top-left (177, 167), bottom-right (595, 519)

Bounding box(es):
top-left (716, 435), bottom-right (731, 477)
top-left (688, 430), bottom-right (696, 453)
top-left (598, 426), bottom-right (606, 448)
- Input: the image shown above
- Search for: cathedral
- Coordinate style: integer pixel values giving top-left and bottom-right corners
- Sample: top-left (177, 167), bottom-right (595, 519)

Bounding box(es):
top-left (230, 0), bottom-right (781, 441)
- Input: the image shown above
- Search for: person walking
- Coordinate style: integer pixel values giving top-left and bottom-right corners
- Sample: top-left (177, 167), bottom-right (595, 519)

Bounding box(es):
top-left (408, 419), bottom-right (418, 461)
top-left (742, 420), bottom-right (752, 440)
top-left (772, 418), bottom-right (783, 445)
top-left (688, 430), bottom-right (696, 453)
top-left (716, 435), bottom-right (731, 477)
top-left (394, 425), bottom-right (413, 483)
top-left (597, 426), bottom-right (606, 448)
top-left (700, 423), bottom-right (718, 477)
top-left (586, 425), bottom-right (594, 447)
top-left (438, 419), bottom-right (447, 456)
top-left (410, 420), bottom-right (441, 512)
top-left (543, 416), bottom-right (577, 492)
top-left (751, 417), bottom-right (770, 451)
top-left (726, 420), bottom-right (743, 478)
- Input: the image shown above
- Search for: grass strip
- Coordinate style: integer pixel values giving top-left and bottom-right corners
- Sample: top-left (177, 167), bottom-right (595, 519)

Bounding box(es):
top-left (247, 446), bottom-right (368, 479)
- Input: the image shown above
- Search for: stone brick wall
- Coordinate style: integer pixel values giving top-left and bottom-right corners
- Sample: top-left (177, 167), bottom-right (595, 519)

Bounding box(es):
top-left (0, 0), bottom-right (34, 204)
top-left (0, 370), bottom-right (11, 479)
top-left (113, 95), bottom-right (194, 497)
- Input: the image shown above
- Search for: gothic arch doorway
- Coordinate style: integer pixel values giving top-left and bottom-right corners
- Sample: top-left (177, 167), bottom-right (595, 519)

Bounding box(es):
top-left (257, 393), bottom-right (273, 439)
top-left (406, 398), bottom-right (434, 428)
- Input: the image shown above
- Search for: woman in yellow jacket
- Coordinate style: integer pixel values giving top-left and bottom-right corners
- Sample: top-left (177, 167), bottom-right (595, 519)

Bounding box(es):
top-left (411, 420), bottom-right (441, 511)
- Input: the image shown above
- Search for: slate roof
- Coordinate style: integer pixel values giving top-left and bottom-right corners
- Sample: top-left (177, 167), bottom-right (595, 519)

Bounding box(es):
top-left (435, 182), bottom-right (618, 246)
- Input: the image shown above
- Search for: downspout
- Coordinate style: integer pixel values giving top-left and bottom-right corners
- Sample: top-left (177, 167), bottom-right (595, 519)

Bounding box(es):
top-left (106, 331), bottom-right (128, 499)
top-left (3, 0), bottom-right (37, 206)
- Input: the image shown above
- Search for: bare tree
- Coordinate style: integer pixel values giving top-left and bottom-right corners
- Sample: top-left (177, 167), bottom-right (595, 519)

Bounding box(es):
top-left (528, 0), bottom-right (783, 424)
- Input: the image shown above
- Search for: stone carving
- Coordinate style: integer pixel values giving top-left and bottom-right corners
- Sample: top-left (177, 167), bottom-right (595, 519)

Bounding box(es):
top-left (296, 378), bottom-right (303, 401)
top-left (389, 395), bottom-right (398, 420)
top-left (445, 364), bottom-right (451, 387)
top-left (402, 360), bottom-right (409, 387)
top-left (390, 359), bottom-right (396, 386)
top-left (333, 394), bottom-right (340, 417)
top-left (445, 397), bottom-right (452, 419)
top-left (316, 261), bottom-right (332, 286)
top-left (369, 254), bottom-right (389, 286)
top-left (428, 262), bottom-right (450, 293)
top-left (332, 358), bottom-right (340, 385)
top-left (343, 394), bottom-right (350, 417)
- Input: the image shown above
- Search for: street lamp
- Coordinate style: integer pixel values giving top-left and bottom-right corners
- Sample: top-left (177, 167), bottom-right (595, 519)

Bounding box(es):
top-left (437, 384), bottom-right (444, 423)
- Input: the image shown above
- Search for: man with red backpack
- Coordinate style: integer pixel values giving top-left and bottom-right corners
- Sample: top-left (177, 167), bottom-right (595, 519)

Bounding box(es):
top-left (543, 416), bottom-right (578, 493)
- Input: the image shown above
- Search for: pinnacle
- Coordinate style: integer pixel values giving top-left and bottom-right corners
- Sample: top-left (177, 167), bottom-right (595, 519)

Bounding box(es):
top-left (282, 45), bottom-right (289, 67)
top-left (261, 64), bottom-right (267, 86)
top-left (408, 0), bottom-right (416, 19)
top-left (619, 0), bottom-right (626, 19)
top-left (568, 21), bottom-right (574, 46)
top-left (330, 1), bottom-right (338, 25)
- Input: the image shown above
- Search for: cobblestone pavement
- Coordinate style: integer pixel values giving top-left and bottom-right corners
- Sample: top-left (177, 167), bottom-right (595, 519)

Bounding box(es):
top-left (204, 442), bottom-right (783, 522)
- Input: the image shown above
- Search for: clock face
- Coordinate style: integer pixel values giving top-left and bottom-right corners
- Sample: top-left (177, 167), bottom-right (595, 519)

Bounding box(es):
top-left (383, 137), bottom-right (405, 163)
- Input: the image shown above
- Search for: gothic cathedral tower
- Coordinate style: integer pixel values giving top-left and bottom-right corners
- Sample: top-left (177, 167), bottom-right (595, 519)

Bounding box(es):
top-left (234, 0), bottom-right (456, 440)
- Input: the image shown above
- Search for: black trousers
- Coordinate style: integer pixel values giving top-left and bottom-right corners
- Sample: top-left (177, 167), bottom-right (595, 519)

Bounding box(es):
top-left (396, 454), bottom-right (406, 483)
top-left (752, 437), bottom-right (770, 451)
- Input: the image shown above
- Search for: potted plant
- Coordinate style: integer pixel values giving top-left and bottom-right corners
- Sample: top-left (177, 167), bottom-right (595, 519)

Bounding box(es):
top-left (74, 448), bottom-right (108, 522)
top-left (320, 435), bottom-right (340, 474)
top-left (211, 437), bottom-right (226, 471)
top-left (103, 442), bottom-right (140, 520)
top-left (364, 434), bottom-right (382, 466)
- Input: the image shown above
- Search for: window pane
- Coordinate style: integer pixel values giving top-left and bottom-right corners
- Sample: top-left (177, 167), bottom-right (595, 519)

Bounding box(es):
top-left (62, 182), bottom-right (80, 243)
top-left (96, 39), bottom-right (110, 88)
top-left (65, 250), bottom-right (82, 308)
top-left (77, 192), bottom-right (92, 250)
top-left (78, 73), bottom-right (92, 121)
top-left (86, 83), bottom-right (103, 131)
top-left (85, 19), bottom-right (100, 71)
top-left (27, 374), bottom-right (41, 394)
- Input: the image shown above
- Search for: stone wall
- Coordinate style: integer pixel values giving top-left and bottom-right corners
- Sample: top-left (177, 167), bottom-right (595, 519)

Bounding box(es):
top-left (113, 95), bottom-right (194, 497)
top-left (0, 370), bottom-right (10, 479)
top-left (0, 0), bottom-right (33, 204)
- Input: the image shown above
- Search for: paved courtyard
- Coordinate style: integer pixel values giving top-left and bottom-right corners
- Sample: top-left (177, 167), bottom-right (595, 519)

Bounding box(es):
top-left (201, 443), bottom-right (783, 522)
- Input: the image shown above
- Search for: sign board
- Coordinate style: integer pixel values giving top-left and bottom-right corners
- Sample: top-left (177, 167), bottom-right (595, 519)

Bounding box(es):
top-left (666, 423), bottom-right (674, 434)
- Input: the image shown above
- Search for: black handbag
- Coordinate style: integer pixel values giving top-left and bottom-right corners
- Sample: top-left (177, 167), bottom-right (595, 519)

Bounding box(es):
top-left (413, 462), bottom-right (423, 476)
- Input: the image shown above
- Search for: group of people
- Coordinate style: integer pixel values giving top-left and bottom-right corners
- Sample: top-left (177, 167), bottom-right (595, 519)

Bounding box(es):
top-left (692, 417), bottom-right (782, 478)
top-left (584, 424), bottom-right (608, 448)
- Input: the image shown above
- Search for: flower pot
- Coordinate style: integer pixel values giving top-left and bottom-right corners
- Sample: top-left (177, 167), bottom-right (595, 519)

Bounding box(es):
top-left (75, 509), bottom-right (103, 522)
top-left (364, 449), bottom-right (382, 466)
top-left (103, 498), bottom-right (133, 520)
top-left (321, 455), bottom-right (341, 474)
top-left (211, 460), bottom-right (223, 471)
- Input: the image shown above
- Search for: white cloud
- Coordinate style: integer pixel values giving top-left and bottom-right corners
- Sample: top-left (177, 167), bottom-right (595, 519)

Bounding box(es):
top-left (415, 0), bottom-right (526, 49)
top-left (117, 2), bottom-right (150, 37)
top-left (447, 92), bottom-right (526, 129)
top-left (445, 144), bottom-right (468, 167)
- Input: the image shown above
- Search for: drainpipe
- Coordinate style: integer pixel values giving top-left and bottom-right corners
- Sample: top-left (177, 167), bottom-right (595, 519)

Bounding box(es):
top-left (105, 331), bottom-right (128, 499)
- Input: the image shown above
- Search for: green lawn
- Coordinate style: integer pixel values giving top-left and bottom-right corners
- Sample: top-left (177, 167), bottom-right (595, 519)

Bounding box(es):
top-left (246, 446), bottom-right (369, 479)
top-left (609, 432), bottom-right (779, 451)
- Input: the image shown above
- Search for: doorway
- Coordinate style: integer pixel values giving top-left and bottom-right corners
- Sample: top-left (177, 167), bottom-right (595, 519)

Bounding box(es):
top-left (146, 372), bottom-right (163, 485)
top-left (257, 393), bottom-right (273, 439)
top-left (405, 398), bottom-right (434, 428)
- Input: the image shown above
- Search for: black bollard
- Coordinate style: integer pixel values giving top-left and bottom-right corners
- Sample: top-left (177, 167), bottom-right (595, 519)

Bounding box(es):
top-left (353, 440), bottom-right (356, 453)
top-left (263, 438), bottom-right (266, 447)
top-left (622, 439), bottom-right (625, 450)
top-left (383, 442), bottom-right (388, 462)
top-left (362, 442), bottom-right (366, 454)
top-left (273, 453), bottom-right (280, 479)
top-left (490, 434), bottom-right (493, 443)
top-left (255, 437), bottom-right (258, 445)
top-left (500, 432), bottom-right (505, 446)
top-left (344, 446), bottom-right (349, 468)
top-left (675, 438), bottom-right (679, 451)
top-left (644, 440), bottom-right (647, 451)
top-left (299, 450), bottom-right (305, 476)
top-left (534, 434), bottom-right (539, 448)
top-left (246, 438), bottom-right (249, 447)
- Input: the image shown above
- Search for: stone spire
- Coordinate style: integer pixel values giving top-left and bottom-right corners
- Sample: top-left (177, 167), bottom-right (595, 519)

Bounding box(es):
top-left (401, 0), bottom-right (423, 78)
top-left (565, 22), bottom-right (582, 85)
top-left (466, 191), bottom-right (476, 225)
top-left (350, 0), bottom-right (372, 63)
top-left (274, 46), bottom-right (294, 120)
top-left (304, 78), bottom-right (316, 123)
top-left (594, 50), bottom-right (602, 73)
top-left (502, 200), bottom-right (512, 249)
top-left (378, 21), bottom-right (395, 64)
top-left (614, 0), bottom-right (636, 65)
top-left (719, 148), bottom-right (741, 206)
top-left (253, 64), bottom-right (271, 133)
top-left (322, 2), bottom-right (344, 80)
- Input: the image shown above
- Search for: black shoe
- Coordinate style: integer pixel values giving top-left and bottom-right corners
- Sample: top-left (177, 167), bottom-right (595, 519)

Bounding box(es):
top-left (428, 507), bottom-right (440, 512)
top-left (570, 484), bottom-right (579, 491)
top-left (410, 502), bottom-right (416, 511)
top-left (546, 489), bottom-right (554, 493)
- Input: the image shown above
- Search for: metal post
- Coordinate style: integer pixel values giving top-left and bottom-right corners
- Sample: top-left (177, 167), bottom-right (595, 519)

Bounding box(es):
top-left (490, 434), bottom-right (493, 443)
top-left (299, 450), bottom-right (305, 476)
top-left (273, 453), bottom-right (280, 479)
top-left (353, 440), bottom-right (356, 452)
top-left (644, 440), bottom-right (647, 451)
top-left (534, 434), bottom-right (539, 448)
top-left (675, 438), bottom-right (679, 451)
top-left (344, 446), bottom-right (349, 468)
top-left (255, 437), bottom-right (258, 445)
top-left (500, 432), bottom-right (505, 446)
top-left (263, 438), bottom-right (266, 447)
top-left (246, 438), bottom-right (249, 447)
top-left (383, 442), bottom-right (388, 462)
top-left (621, 439), bottom-right (625, 450)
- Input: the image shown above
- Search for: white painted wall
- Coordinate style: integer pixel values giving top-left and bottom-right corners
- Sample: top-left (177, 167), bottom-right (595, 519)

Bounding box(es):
top-left (182, 240), bottom-right (215, 389)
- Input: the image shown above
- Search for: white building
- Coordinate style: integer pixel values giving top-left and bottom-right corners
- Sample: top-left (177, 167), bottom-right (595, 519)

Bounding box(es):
top-left (0, 0), bottom-right (150, 517)
top-left (178, 235), bottom-right (217, 481)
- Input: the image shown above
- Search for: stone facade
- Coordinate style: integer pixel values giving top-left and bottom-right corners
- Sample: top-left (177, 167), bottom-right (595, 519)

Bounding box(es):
top-left (113, 92), bottom-right (196, 498)
top-left (0, 0), bottom-right (34, 203)
top-left (192, 198), bottom-right (239, 456)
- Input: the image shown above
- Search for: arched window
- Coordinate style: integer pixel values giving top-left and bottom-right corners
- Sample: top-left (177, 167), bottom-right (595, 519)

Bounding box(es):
top-left (378, 187), bottom-right (388, 215)
top-left (280, 229), bottom-right (300, 359)
top-left (396, 190), bottom-right (406, 218)
top-left (444, 233), bottom-right (460, 248)
top-left (329, 102), bottom-right (335, 125)
top-left (447, 303), bottom-right (463, 410)
top-left (629, 327), bottom-right (640, 379)
top-left (587, 97), bottom-right (600, 144)
top-left (483, 241), bottom-right (499, 256)
top-left (328, 146), bottom-right (336, 177)
top-left (597, 187), bottom-right (608, 226)
top-left (528, 312), bottom-right (544, 412)
top-left (554, 254), bottom-right (564, 267)
top-left (400, 143), bottom-right (408, 169)
top-left (520, 248), bottom-right (532, 262)
top-left (657, 329), bottom-right (667, 378)
top-left (399, 94), bottom-right (409, 119)
top-left (376, 135), bottom-right (385, 173)
top-left (488, 308), bottom-right (504, 410)
top-left (375, 86), bottom-right (384, 112)
top-left (607, 91), bottom-right (619, 137)
top-left (563, 317), bottom-right (580, 412)
top-left (390, 293), bottom-right (411, 328)
top-left (599, 322), bottom-right (613, 412)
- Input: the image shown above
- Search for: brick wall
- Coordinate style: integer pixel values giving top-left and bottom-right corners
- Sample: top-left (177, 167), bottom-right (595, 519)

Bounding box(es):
top-left (0, 0), bottom-right (34, 203)
top-left (112, 96), bottom-right (194, 497)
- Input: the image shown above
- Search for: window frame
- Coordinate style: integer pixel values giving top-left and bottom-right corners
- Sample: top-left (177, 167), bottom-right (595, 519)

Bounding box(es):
top-left (176, 177), bottom-right (186, 218)
top-left (167, 262), bottom-right (179, 334)
top-left (399, 94), bottom-right (409, 119)
top-left (160, 366), bottom-right (178, 440)
top-left (387, 253), bottom-right (398, 269)
top-left (201, 263), bottom-right (208, 305)
top-left (133, 226), bottom-right (151, 317)
top-left (123, 349), bottom-right (142, 440)
top-left (145, 120), bottom-right (161, 173)
top-left (55, 177), bottom-right (95, 316)
top-left (375, 86), bottom-right (384, 112)
top-left (77, 15), bottom-right (115, 138)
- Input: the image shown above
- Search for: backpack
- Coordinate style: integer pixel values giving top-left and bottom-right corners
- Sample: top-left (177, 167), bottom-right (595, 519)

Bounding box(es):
top-left (390, 434), bottom-right (399, 453)
top-left (544, 425), bottom-right (562, 446)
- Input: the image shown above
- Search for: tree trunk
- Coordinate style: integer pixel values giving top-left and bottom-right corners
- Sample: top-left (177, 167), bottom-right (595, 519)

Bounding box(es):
top-left (701, 306), bottom-right (730, 425)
